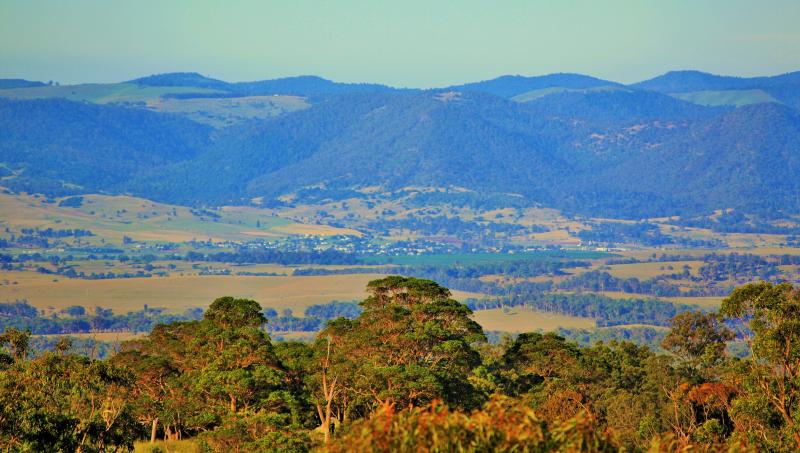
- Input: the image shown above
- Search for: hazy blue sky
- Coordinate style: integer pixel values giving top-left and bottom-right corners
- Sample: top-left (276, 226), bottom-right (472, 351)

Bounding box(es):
top-left (1, 0), bottom-right (798, 87)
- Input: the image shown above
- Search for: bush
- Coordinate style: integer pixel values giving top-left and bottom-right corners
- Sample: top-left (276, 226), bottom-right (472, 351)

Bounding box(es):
top-left (327, 396), bottom-right (618, 452)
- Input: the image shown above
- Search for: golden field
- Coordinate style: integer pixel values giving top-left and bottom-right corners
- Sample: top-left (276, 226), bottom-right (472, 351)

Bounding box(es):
top-left (472, 307), bottom-right (596, 332)
top-left (0, 270), bottom-right (483, 315)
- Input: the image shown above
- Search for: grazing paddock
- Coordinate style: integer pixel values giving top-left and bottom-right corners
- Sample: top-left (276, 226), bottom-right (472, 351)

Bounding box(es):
top-left (472, 307), bottom-right (595, 333)
top-left (606, 261), bottom-right (705, 279)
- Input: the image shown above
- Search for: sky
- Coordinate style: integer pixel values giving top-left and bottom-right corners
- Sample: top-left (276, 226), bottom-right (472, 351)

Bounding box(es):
top-left (1, 0), bottom-right (799, 87)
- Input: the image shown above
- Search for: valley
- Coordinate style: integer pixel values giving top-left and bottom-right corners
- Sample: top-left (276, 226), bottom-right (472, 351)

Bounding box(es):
top-left (2, 187), bottom-right (798, 352)
top-left (1, 69), bottom-right (799, 420)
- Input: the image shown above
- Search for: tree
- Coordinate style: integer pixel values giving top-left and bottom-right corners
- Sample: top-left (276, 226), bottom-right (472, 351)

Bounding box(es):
top-left (720, 281), bottom-right (800, 449)
top-left (0, 352), bottom-right (138, 452)
top-left (312, 276), bottom-right (486, 437)
top-left (0, 327), bottom-right (31, 361)
top-left (662, 311), bottom-right (734, 371)
top-left (118, 297), bottom-right (295, 445)
top-left (110, 350), bottom-right (178, 443)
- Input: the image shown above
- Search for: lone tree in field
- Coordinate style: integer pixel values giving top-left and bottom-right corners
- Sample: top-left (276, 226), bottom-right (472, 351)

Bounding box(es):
top-left (311, 276), bottom-right (486, 441)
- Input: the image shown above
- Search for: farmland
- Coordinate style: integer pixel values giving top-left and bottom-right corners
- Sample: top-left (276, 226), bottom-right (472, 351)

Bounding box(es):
top-left (2, 188), bottom-right (800, 338)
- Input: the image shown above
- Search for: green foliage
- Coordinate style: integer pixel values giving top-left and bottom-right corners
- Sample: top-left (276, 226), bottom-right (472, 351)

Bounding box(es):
top-left (0, 352), bottom-right (139, 452)
top-left (205, 296), bottom-right (266, 329)
top-left (5, 280), bottom-right (800, 451)
top-left (661, 311), bottom-right (734, 370)
top-left (720, 282), bottom-right (800, 449)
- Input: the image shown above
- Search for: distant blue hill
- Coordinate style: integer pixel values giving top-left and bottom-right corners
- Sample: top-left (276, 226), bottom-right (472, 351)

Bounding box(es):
top-left (2, 70), bottom-right (800, 218)
top-left (0, 79), bottom-right (47, 89)
top-left (445, 73), bottom-right (620, 98)
top-left (129, 72), bottom-right (230, 90)
top-left (130, 72), bottom-right (398, 98)
top-left (632, 70), bottom-right (800, 92)
top-left (633, 70), bottom-right (800, 110)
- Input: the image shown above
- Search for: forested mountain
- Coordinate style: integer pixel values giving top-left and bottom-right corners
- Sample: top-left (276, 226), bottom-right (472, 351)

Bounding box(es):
top-left (0, 79), bottom-right (47, 89)
top-left (0, 98), bottom-right (212, 195)
top-left (633, 70), bottom-right (800, 93)
top-left (131, 72), bottom-right (398, 98)
top-left (634, 70), bottom-right (800, 110)
top-left (1, 70), bottom-right (799, 218)
top-left (445, 73), bottom-right (619, 98)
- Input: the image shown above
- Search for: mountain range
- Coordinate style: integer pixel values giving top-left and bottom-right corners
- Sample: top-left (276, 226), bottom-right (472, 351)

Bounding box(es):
top-left (1, 70), bottom-right (799, 219)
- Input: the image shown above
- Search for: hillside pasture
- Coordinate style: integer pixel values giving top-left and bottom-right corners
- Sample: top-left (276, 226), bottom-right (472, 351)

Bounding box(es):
top-left (0, 191), bottom-right (358, 243)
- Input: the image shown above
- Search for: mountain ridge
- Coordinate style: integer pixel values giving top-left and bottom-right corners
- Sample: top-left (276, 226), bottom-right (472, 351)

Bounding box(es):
top-left (1, 71), bottom-right (799, 218)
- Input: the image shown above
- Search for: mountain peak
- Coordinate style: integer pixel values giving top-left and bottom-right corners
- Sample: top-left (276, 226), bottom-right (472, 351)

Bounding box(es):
top-left (446, 73), bottom-right (619, 98)
top-left (129, 72), bottom-right (230, 89)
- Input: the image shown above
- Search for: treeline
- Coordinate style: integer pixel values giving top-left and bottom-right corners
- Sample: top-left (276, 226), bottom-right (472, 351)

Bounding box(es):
top-left (185, 248), bottom-right (359, 265)
top-left (555, 325), bottom-right (668, 351)
top-left (0, 299), bottom-right (362, 336)
top-left (0, 301), bottom-right (203, 335)
top-left (19, 227), bottom-right (94, 238)
top-left (675, 210), bottom-right (800, 234)
top-left (3, 279), bottom-right (799, 451)
top-left (697, 252), bottom-right (800, 282)
top-left (464, 292), bottom-right (697, 327)
top-left (577, 221), bottom-right (726, 247)
top-left (558, 270), bottom-right (732, 297)
top-left (365, 215), bottom-right (534, 238)
top-left (295, 258), bottom-right (590, 295)
top-left (263, 301), bottom-right (362, 332)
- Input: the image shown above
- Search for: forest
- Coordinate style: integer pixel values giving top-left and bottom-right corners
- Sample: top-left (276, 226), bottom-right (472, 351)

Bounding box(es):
top-left (2, 276), bottom-right (799, 452)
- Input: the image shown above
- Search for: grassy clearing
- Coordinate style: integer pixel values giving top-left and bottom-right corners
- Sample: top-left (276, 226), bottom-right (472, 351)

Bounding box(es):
top-left (606, 261), bottom-right (704, 279)
top-left (671, 89), bottom-right (779, 107)
top-left (662, 296), bottom-right (723, 309)
top-left (472, 307), bottom-right (595, 333)
top-left (146, 95), bottom-right (308, 127)
top-left (133, 439), bottom-right (201, 453)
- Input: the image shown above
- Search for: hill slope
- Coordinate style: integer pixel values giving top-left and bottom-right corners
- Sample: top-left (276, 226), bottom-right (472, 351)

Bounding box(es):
top-left (0, 98), bottom-right (212, 194)
top-left (446, 73), bottom-right (619, 98)
top-left (633, 70), bottom-right (800, 110)
top-left (2, 72), bottom-right (800, 219)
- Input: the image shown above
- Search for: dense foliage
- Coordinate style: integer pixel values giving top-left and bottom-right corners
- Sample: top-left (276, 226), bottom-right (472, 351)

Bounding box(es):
top-left (2, 278), bottom-right (800, 451)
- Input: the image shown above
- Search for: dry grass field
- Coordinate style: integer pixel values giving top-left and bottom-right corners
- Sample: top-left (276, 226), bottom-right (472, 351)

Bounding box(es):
top-left (663, 296), bottom-right (724, 308)
top-left (472, 307), bottom-right (595, 332)
top-left (0, 270), bottom-right (485, 315)
top-left (606, 261), bottom-right (705, 279)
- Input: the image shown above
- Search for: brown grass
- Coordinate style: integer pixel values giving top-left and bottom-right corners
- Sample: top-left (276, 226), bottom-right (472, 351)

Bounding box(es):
top-left (1, 270), bottom-right (486, 315)
top-left (606, 261), bottom-right (704, 279)
top-left (472, 307), bottom-right (595, 333)
top-left (133, 439), bottom-right (201, 453)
